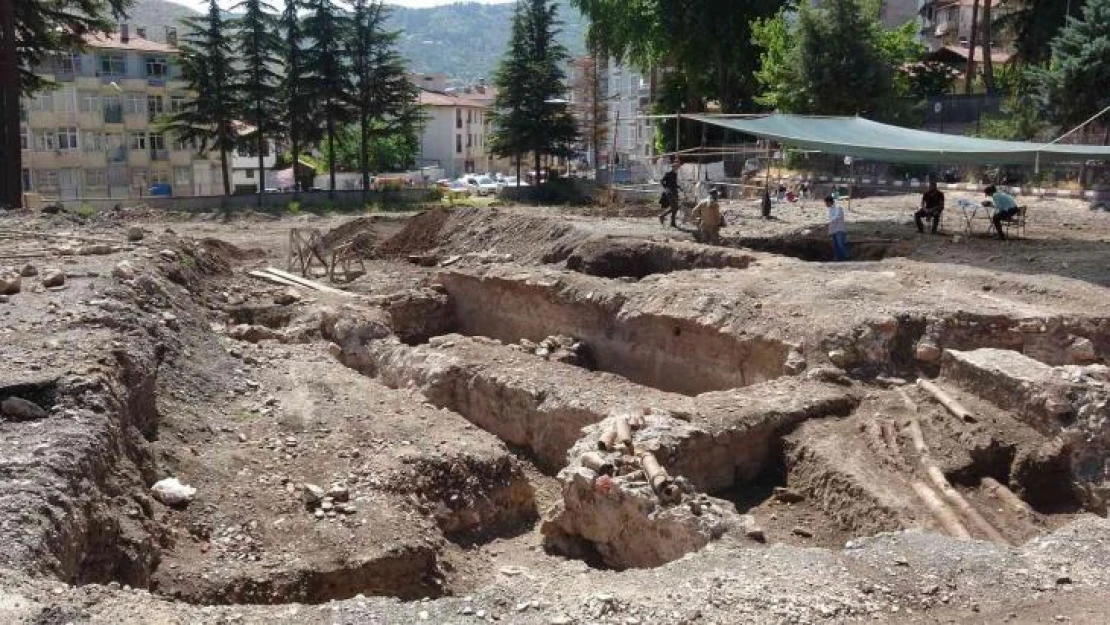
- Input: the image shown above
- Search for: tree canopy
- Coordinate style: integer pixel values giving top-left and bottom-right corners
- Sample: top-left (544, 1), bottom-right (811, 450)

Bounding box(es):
top-left (1032, 0), bottom-right (1110, 135)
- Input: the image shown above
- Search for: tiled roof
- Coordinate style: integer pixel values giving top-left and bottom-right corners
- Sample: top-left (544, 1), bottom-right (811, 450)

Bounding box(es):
top-left (418, 89), bottom-right (489, 108)
top-left (84, 32), bottom-right (179, 54)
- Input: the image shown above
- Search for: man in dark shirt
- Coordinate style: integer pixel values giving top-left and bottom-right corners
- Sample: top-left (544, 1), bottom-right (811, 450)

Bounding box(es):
top-left (657, 162), bottom-right (681, 227)
top-left (915, 181), bottom-right (945, 234)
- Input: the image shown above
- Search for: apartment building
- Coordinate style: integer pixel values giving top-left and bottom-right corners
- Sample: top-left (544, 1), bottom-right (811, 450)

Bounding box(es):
top-left (416, 90), bottom-right (491, 178)
top-left (919, 0), bottom-right (1014, 51)
top-left (19, 26), bottom-right (215, 200)
top-left (602, 61), bottom-right (655, 180)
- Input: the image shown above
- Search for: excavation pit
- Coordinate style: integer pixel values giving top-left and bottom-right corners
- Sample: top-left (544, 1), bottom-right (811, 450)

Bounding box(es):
top-left (735, 235), bottom-right (907, 262)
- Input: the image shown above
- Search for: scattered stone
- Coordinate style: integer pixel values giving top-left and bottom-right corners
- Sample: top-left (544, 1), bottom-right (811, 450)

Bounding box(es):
top-left (792, 526), bottom-right (814, 538)
top-left (40, 269), bottom-right (65, 288)
top-left (828, 349), bottom-right (852, 368)
top-left (112, 260), bottom-right (137, 281)
top-left (1, 397), bottom-right (49, 422)
top-left (0, 270), bottom-right (21, 295)
top-left (327, 484), bottom-right (350, 502)
top-left (739, 515), bottom-right (766, 543)
top-left (1068, 337), bottom-right (1096, 364)
top-left (126, 226), bottom-right (145, 242)
top-left (78, 244), bottom-right (114, 255)
top-left (159, 249), bottom-right (179, 261)
top-left (784, 350), bottom-right (807, 375)
top-left (19, 264), bottom-right (38, 277)
top-left (274, 288), bottom-right (301, 305)
top-left (150, 478), bottom-right (197, 506)
top-left (302, 483), bottom-right (325, 506)
top-left (161, 312), bottom-right (180, 331)
top-left (228, 324), bottom-right (284, 343)
top-left (805, 365), bottom-right (851, 386)
top-left (915, 342), bottom-right (943, 363)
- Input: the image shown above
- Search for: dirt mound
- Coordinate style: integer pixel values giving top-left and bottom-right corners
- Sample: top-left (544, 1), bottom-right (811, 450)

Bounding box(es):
top-left (319, 216), bottom-right (380, 258)
top-left (198, 237), bottom-right (267, 262)
top-left (377, 208), bottom-right (453, 257)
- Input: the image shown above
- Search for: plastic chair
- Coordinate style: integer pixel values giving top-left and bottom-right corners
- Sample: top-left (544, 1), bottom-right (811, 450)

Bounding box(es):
top-left (1002, 206), bottom-right (1027, 239)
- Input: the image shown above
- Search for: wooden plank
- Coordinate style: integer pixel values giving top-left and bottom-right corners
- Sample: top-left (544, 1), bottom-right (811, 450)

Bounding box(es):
top-left (247, 270), bottom-right (305, 289)
top-left (260, 267), bottom-right (351, 295)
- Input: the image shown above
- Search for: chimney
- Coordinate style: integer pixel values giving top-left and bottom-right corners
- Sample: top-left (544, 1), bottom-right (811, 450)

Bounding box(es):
top-left (136, 26), bottom-right (147, 39)
top-left (165, 27), bottom-right (178, 46)
top-left (120, 23), bottom-right (129, 42)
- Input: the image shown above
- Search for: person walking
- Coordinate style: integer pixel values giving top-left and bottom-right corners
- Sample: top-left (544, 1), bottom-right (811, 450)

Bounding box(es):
top-left (915, 180), bottom-right (945, 234)
top-left (826, 194), bottom-right (850, 261)
top-left (692, 188), bottom-right (723, 244)
top-left (657, 162), bottom-right (681, 227)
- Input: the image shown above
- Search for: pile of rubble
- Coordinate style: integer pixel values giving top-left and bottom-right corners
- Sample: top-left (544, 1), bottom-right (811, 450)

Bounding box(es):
top-left (301, 483), bottom-right (358, 519)
top-left (513, 335), bottom-right (595, 369)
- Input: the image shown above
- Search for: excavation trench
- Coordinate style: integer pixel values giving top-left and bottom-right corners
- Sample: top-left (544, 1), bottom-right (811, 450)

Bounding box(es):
top-left (736, 235), bottom-right (906, 262)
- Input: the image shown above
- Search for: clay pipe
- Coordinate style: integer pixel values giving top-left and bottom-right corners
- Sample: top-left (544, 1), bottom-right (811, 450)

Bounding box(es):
top-left (598, 428), bottom-right (618, 452)
top-left (917, 379), bottom-right (976, 423)
top-left (580, 451), bottom-right (615, 477)
top-left (614, 415), bottom-right (634, 452)
top-left (640, 452), bottom-right (681, 503)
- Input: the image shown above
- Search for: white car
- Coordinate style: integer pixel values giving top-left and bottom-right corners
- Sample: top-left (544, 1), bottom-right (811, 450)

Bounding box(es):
top-left (466, 175), bottom-right (500, 196)
top-left (499, 176), bottom-right (528, 188)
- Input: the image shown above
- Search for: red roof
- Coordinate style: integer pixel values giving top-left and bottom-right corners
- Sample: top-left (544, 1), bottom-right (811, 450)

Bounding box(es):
top-left (84, 32), bottom-right (179, 54)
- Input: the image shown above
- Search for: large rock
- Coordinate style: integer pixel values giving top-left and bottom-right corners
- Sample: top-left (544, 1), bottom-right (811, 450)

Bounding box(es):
top-left (151, 478), bottom-right (197, 506)
top-left (0, 270), bottom-right (20, 295)
top-left (1, 397), bottom-right (48, 421)
top-left (40, 269), bottom-right (65, 288)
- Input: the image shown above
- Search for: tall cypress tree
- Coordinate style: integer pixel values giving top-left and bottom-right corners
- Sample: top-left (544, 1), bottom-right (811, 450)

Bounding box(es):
top-left (1, 0), bottom-right (131, 208)
top-left (166, 0), bottom-right (238, 196)
top-left (282, 0), bottom-right (313, 194)
top-left (231, 0), bottom-right (283, 204)
top-left (348, 0), bottom-right (422, 200)
top-left (490, 0), bottom-right (577, 187)
top-left (1033, 0), bottom-right (1110, 140)
top-left (303, 0), bottom-right (352, 198)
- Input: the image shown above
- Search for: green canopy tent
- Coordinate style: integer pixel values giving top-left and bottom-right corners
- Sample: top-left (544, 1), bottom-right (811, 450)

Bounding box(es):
top-left (686, 114), bottom-right (1110, 167)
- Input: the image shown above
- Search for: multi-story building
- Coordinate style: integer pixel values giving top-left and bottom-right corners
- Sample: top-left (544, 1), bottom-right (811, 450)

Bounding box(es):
top-left (919, 0), bottom-right (1014, 51)
top-left (602, 61), bottom-right (655, 180)
top-left (19, 25), bottom-right (216, 200)
top-left (416, 89), bottom-right (491, 179)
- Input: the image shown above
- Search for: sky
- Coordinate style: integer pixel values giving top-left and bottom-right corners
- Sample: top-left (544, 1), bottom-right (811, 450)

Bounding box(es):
top-left (168, 0), bottom-right (515, 9)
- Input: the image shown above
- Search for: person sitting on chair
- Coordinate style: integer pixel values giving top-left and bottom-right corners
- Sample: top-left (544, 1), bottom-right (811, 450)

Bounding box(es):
top-left (983, 185), bottom-right (1019, 240)
top-left (915, 181), bottom-right (945, 234)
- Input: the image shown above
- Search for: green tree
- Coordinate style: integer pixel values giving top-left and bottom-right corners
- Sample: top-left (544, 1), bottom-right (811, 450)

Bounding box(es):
top-left (1, 0), bottom-right (131, 208)
top-left (303, 0), bottom-right (353, 197)
top-left (319, 122), bottom-right (419, 173)
top-left (997, 0), bottom-right (1086, 66)
top-left (164, 0), bottom-right (238, 196)
top-left (232, 0), bottom-right (283, 203)
top-left (1033, 0), bottom-right (1110, 140)
top-left (281, 0), bottom-right (313, 194)
top-left (490, 0), bottom-right (577, 186)
top-left (348, 0), bottom-right (423, 199)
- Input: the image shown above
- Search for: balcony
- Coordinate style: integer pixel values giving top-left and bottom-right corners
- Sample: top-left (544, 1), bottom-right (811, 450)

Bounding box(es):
top-left (128, 150), bottom-right (150, 167)
top-left (108, 148), bottom-right (127, 163)
top-left (123, 113), bottom-right (148, 131)
top-left (104, 106), bottom-right (123, 124)
top-left (151, 148), bottom-right (169, 161)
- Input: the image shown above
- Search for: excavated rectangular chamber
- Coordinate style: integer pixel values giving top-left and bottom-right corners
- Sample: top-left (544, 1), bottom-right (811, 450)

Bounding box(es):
top-left (437, 272), bottom-right (789, 396)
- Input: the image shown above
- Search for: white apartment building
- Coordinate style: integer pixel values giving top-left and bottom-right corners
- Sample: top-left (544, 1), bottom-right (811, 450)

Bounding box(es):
top-left (416, 90), bottom-right (491, 179)
top-left (602, 62), bottom-right (655, 179)
top-left (19, 26), bottom-right (217, 200)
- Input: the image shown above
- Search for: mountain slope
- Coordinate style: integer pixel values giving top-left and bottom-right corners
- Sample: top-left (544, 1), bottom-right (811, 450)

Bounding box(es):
top-left (124, 0), bottom-right (587, 82)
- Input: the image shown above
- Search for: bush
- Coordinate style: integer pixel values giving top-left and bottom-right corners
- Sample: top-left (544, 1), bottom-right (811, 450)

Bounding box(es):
top-left (76, 203), bottom-right (96, 218)
top-left (286, 201), bottom-right (302, 215)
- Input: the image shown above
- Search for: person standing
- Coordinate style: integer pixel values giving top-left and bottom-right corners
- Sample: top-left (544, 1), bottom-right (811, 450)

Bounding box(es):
top-left (984, 185), bottom-right (1019, 240)
top-left (657, 162), bottom-right (681, 227)
top-left (692, 188), bottom-right (723, 244)
top-left (826, 194), bottom-right (850, 261)
top-left (915, 181), bottom-right (945, 234)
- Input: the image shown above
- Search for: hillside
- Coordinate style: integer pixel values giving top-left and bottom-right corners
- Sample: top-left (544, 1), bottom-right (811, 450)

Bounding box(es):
top-left (124, 0), bottom-right (588, 82)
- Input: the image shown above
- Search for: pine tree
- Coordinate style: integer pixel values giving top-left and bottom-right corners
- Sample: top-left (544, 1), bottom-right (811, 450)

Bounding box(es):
top-left (1033, 0), bottom-right (1110, 140)
top-left (281, 0), bottom-right (313, 194)
top-left (1, 0), bottom-right (131, 208)
top-left (348, 0), bottom-right (423, 200)
top-left (165, 0), bottom-right (238, 196)
top-left (491, 0), bottom-right (577, 187)
top-left (231, 0), bottom-right (283, 204)
top-left (303, 0), bottom-right (352, 198)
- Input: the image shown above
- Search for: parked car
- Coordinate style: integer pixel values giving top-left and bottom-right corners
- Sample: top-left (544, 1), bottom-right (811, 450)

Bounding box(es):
top-left (465, 175), bottom-right (499, 196)
top-left (499, 176), bottom-right (528, 188)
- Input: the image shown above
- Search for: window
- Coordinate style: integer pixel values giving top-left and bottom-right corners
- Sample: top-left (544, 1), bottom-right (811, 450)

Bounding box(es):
top-left (467, 110), bottom-right (472, 124)
top-left (79, 92), bottom-right (100, 112)
top-left (145, 57), bottom-right (169, 77)
top-left (172, 135), bottom-right (194, 152)
top-left (131, 170), bottom-right (148, 190)
top-left (245, 169), bottom-right (255, 179)
top-left (35, 130), bottom-right (56, 151)
top-left (174, 167), bottom-right (191, 187)
top-left (57, 127), bottom-right (79, 150)
top-left (83, 132), bottom-right (103, 152)
top-left (84, 169), bottom-right (107, 188)
top-left (467, 133), bottom-right (472, 148)
top-left (22, 169), bottom-right (32, 191)
top-left (169, 95), bottom-right (187, 113)
top-left (104, 133), bottom-right (123, 150)
top-left (19, 126), bottom-right (29, 150)
top-left (456, 134), bottom-right (462, 154)
top-left (456, 108), bottom-right (462, 129)
top-left (147, 95), bottom-right (164, 120)
top-left (150, 170), bottom-right (170, 185)
top-left (149, 133), bottom-right (166, 150)
top-left (130, 132), bottom-right (148, 150)
top-left (55, 88), bottom-right (76, 112)
top-left (123, 93), bottom-right (145, 115)
top-left (99, 54), bottom-right (126, 76)
top-left (37, 170), bottom-right (59, 190)
top-left (29, 91), bottom-right (53, 112)
top-left (53, 53), bottom-right (77, 74)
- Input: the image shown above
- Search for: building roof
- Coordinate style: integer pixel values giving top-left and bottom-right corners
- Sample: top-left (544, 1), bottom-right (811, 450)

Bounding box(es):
top-left (929, 45), bottom-right (1014, 65)
top-left (418, 89), bottom-right (489, 109)
top-left (84, 32), bottom-right (179, 54)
